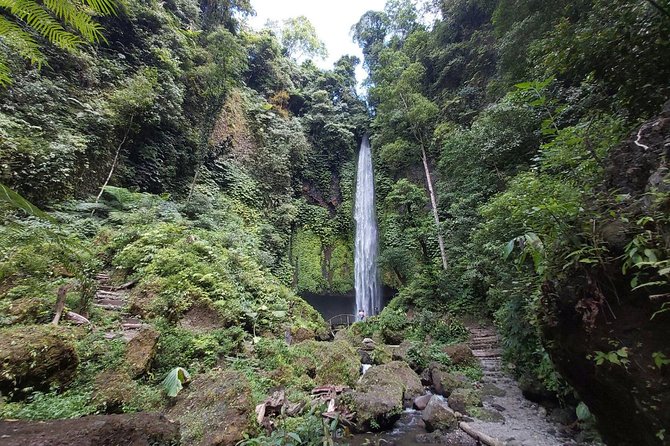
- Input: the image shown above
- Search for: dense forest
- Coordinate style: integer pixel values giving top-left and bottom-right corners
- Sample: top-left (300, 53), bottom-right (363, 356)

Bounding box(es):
top-left (0, 0), bottom-right (669, 445)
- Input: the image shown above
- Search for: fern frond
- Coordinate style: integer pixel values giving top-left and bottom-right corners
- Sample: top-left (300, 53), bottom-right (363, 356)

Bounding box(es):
top-left (0, 56), bottom-right (11, 85)
top-left (82, 0), bottom-right (117, 16)
top-left (0, 15), bottom-right (46, 67)
top-left (0, 0), bottom-right (82, 50)
top-left (43, 0), bottom-right (106, 43)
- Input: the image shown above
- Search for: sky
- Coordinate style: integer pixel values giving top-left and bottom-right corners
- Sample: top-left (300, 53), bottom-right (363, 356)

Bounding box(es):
top-left (246, 0), bottom-right (388, 82)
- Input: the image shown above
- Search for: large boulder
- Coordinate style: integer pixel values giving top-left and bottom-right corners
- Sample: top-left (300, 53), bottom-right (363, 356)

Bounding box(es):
top-left (91, 370), bottom-right (137, 413)
top-left (346, 361), bottom-right (424, 432)
top-left (0, 413), bottom-right (179, 446)
top-left (124, 326), bottom-right (159, 378)
top-left (442, 343), bottom-right (475, 366)
top-left (358, 361), bottom-right (424, 405)
top-left (447, 388), bottom-right (482, 415)
top-left (168, 369), bottom-right (254, 446)
top-left (292, 340), bottom-right (361, 387)
top-left (430, 366), bottom-right (470, 397)
top-left (346, 383), bottom-right (404, 432)
top-left (0, 325), bottom-right (77, 397)
top-left (421, 396), bottom-right (458, 432)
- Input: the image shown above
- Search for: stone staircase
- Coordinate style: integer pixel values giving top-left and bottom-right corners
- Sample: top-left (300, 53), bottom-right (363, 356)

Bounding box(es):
top-left (94, 272), bottom-right (144, 341)
top-left (468, 326), bottom-right (505, 380)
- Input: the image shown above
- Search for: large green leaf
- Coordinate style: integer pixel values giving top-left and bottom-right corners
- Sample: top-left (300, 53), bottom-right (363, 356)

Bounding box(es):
top-left (0, 183), bottom-right (56, 223)
top-left (161, 366), bottom-right (191, 397)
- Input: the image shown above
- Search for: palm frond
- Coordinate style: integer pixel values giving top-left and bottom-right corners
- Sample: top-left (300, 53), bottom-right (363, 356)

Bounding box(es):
top-left (0, 15), bottom-right (46, 67)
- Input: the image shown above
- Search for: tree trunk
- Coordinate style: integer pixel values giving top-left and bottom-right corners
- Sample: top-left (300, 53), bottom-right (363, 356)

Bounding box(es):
top-left (421, 146), bottom-right (448, 271)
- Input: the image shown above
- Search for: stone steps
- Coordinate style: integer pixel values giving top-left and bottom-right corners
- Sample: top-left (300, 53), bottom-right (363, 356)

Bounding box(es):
top-left (94, 271), bottom-right (142, 341)
top-left (468, 325), bottom-right (505, 379)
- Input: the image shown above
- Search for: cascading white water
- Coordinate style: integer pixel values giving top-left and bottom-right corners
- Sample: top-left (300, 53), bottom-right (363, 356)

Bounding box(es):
top-left (354, 135), bottom-right (381, 319)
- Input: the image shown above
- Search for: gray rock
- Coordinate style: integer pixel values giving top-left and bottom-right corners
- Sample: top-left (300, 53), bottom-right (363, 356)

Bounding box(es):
top-left (422, 396), bottom-right (458, 432)
top-left (414, 394), bottom-right (432, 410)
top-left (447, 388), bottom-right (482, 414)
top-left (361, 338), bottom-right (376, 350)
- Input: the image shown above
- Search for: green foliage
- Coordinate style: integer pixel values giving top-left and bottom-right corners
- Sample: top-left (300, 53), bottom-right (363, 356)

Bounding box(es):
top-left (161, 366), bottom-right (191, 397)
top-left (0, 183), bottom-right (56, 222)
top-left (0, 388), bottom-right (96, 420)
top-left (591, 348), bottom-right (630, 368)
top-left (273, 16), bottom-right (328, 60)
top-left (576, 401), bottom-right (591, 421)
top-left (0, 0), bottom-right (118, 85)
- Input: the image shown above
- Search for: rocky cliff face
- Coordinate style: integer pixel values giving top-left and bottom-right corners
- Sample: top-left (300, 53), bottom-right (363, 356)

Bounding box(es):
top-left (541, 102), bottom-right (670, 446)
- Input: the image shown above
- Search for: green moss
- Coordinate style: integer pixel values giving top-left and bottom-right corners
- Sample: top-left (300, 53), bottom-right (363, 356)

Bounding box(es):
top-left (291, 229), bottom-right (354, 294)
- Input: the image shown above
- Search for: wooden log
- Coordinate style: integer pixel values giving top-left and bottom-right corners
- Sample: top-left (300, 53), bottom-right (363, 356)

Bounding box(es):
top-left (51, 285), bottom-right (71, 325)
top-left (459, 421), bottom-right (506, 446)
top-left (66, 311), bottom-right (91, 325)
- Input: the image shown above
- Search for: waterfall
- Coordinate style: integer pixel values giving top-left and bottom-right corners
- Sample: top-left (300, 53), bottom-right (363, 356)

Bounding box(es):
top-left (354, 135), bottom-right (381, 318)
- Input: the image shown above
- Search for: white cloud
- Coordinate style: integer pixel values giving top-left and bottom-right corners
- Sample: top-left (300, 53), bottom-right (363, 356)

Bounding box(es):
top-left (245, 0), bottom-right (387, 82)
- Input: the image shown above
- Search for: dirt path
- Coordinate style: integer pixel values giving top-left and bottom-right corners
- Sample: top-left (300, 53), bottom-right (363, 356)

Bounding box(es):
top-left (467, 325), bottom-right (585, 446)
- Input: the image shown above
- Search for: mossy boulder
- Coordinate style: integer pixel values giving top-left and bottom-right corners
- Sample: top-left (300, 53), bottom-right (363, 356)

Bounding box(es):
top-left (346, 384), bottom-right (404, 432)
top-left (358, 361), bottom-right (424, 405)
top-left (345, 361), bottom-right (423, 432)
top-left (370, 344), bottom-right (392, 365)
top-left (391, 340), bottom-right (412, 363)
top-left (422, 396), bottom-right (458, 432)
top-left (430, 366), bottom-right (470, 397)
top-left (291, 326), bottom-right (316, 343)
top-left (2, 297), bottom-right (52, 325)
top-left (167, 369), bottom-right (254, 446)
top-left (292, 340), bottom-right (361, 387)
top-left (91, 370), bottom-right (137, 413)
top-left (442, 343), bottom-right (475, 366)
top-left (0, 325), bottom-right (78, 397)
top-left (447, 388), bottom-right (482, 414)
top-left (124, 326), bottom-right (159, 378)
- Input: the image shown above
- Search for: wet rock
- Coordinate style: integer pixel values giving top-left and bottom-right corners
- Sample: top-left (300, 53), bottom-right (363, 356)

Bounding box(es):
top-left (420, 367), bottom-right (432, 386)
top-left (361, 337), bottom-right (376, 350)
top-left (517, 374), bottom-right (556, 405)
top-left (124, 325), bottom-right (159, 378)
top-left (443, 343), bottom-right (475, 366)
top-left (168, 369), bottom-right (253, 446)
top-left (431, 366), bottom-right (470, 397)
top-left (413, 394), bottom-right (432, 410)
top-left (358, 361), bottom-right (424, 405)
top-left (346, 384), bottom-right (404, 432)
top-left (391, 340), bottom-right (412, 362)
top-left (0, 413), bottom-right (179, 446)
top-left (422, 396), bottom-right (458, 432)
top-left (447, 388), bottom-right (482, 414)
top-left (0, 325), bottom-right (77, 397)
top-left (547, 407), bottom-right (577, 425)
top-left (346, 361), bottom-right (423, 431)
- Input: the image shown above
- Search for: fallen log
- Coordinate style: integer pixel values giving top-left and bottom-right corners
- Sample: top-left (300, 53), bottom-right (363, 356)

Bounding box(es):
top-left (66, 311), bottom-right (91, 325)
top-left (459, 421), bottom-right (506, 446)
